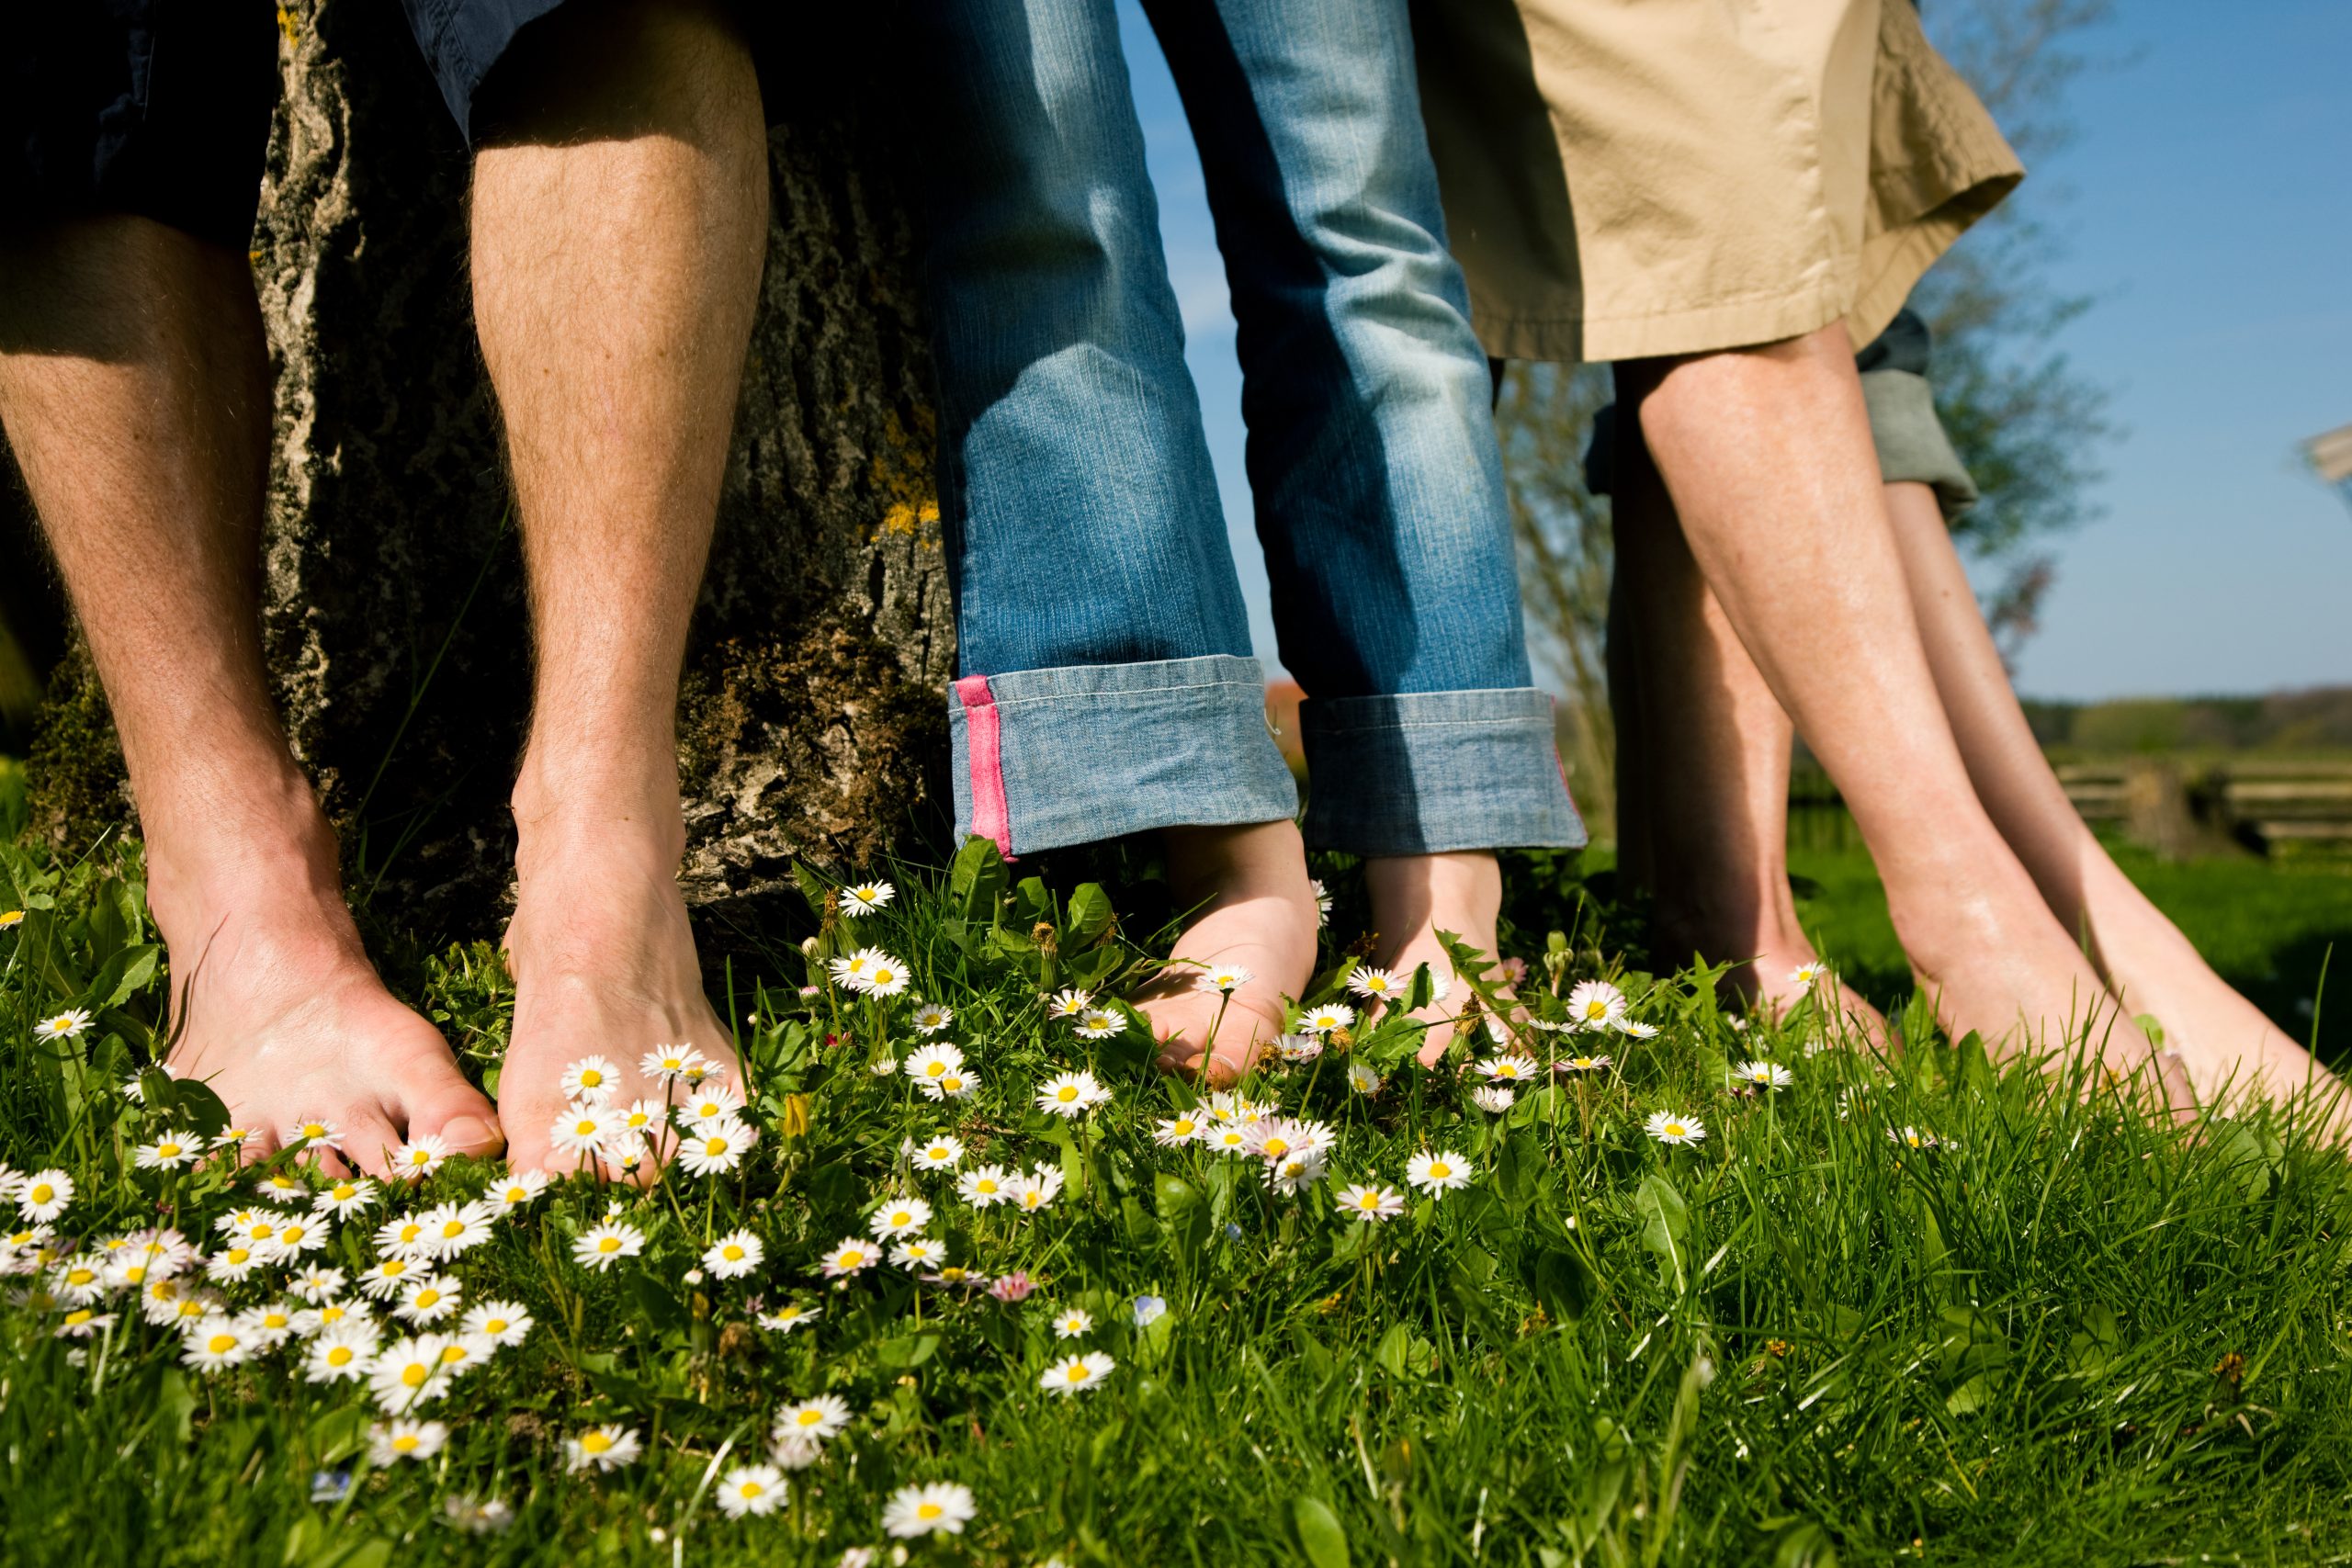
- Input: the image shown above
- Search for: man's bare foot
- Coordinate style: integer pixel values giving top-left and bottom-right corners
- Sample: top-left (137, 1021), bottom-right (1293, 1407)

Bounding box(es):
top-left (1363, 852), bottom-right (1504, 1068)
top-left (154, 782), bottom-right (501, 1180)
top-left (1137, 822), bottom-right (1318, 1089)
top-left (2081, 866), bottom-right (2351, 1138)
top-left (499, 774), bottom-right (739, 1179)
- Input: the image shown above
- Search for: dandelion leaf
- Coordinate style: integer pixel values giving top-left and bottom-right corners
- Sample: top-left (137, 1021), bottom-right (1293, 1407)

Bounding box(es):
top-left (1291, 1495), bottom-right (1351, 1568)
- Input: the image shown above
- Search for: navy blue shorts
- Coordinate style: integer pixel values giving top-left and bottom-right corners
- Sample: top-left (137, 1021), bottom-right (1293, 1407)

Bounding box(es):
top-left (398, 0), bottom-right (572, 143)
top-left (0, 2), bottom-right (278, 250)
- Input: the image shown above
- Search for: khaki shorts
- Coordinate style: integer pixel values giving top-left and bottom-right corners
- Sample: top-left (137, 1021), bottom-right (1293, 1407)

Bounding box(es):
top-left (1413, 0), bottom-right (2023, 364)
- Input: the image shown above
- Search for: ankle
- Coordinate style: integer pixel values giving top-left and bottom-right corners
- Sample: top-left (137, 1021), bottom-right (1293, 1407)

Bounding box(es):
top-left (512, 750), bottom-right (688, 865)
top-left (142, 768), bottom-right (349, 939)
top-left (1160, 821), bottom-right (1311, 908)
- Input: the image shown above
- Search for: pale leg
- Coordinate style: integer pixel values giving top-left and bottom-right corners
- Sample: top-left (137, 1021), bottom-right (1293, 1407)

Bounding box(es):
top-left (468, 0), bottom-right (769, 1175)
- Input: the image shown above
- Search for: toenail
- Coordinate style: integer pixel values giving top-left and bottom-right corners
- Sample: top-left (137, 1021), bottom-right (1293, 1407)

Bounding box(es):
top-left (443, 1115), bottom-right (501, 1151)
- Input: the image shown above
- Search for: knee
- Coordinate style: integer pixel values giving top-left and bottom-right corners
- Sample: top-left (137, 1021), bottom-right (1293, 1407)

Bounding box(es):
top-left (472, 0), bottom-right (760, 149)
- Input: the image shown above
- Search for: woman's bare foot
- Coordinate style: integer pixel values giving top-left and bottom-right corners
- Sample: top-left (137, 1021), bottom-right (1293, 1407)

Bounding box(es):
top-left (499, 773), bottom-right (739, 1179)
top-left (1136, 821), bottom-right (1318, 1089)
top-left (1736, 944), bottom-right (1890, 1052)
top-left (2080, 863), bottom-right (2350, 1136)
top-left (1889, 861), bottom-right (2189, 1111)
top-left (1364, 852), bottom-right (1503, 1067)
top-left (153, 780), bottom-right (501, 1180)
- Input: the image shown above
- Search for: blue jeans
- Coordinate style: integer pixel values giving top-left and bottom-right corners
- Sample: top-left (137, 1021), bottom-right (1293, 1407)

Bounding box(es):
top-left (914, 0), bottom-right (1584, 859)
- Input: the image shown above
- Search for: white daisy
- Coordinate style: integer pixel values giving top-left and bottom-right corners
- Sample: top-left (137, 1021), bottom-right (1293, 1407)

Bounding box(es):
top-left (1035, 1070), bottom-right (1109, 1118)
top-left (16, 1169), bottom-right (73, 1224)
top-left (303, 1323), bottom-right (380, 1384)
top-left (1194, 964), bottom-right (1252, 995)
top-left (261, 1213), bottom-right (327, 1261)
top-left (237, 1301), bottom-right (300, 1348)
top-left (368, 1334), bottom-right (452, 1413)
top-left (716, 1463), bottom-right (786, 1518)
top-left (1298, 1002), bottom-right (1355, 1035)
top-left (288, 1266), bottom-right (347, 1304)
top-left (1888, 1124), bottom-right (1939, 1152)
top-left (1046, 987), bottom-right (1092, 1020)
top-left (910, 1001), bottom-right (954, 1035)
top-left (460, 1300), bottom-right (533, 1348)
top-left (907, 1134), bottom-right (965, 1171)
top-left (1566, 980), bottom-right (1628, 1032)
top-left (1006, 1165), bottom-right (1065, 1214)
top-left (882, 1482), bottom-right (977, 1539)
top-left (393, 1274), bottom-right (461, 1325)
top-left (956, 1166), bottom-right (1012, 1208)
top-left (818, 1237), bottom-right (878, 1279)
top-left (1274, 1032), bottom-right (1324, 1063)
top-left (677, 1118), bottom-right (758, 1179)
top-left (1470, 1086), bottom-right (1516, 1114)
top-left (204, 1245), bottom-right (262, 1284)
top-left (868, 1196), bottom-right (933, 1239)
top-left (1736, 1059), bottom-right (1793, 1089)
top-left (369, 1418), bottom-right (447, 1465)
top-left (133, 1131), bottom-right (202, 1170)
top-left (356, 1256), bottom-right (423, 1299)
top-left (890, 1235), bottom-right (946, 1270)
top-left (609, 1099), bottom-right (665, 1143)
top-left (842, 949), bottom-right (910, 998)
top-left (560, 1055), bottom-right (622, 1103)
top-left (32, 1009), bottom-right (93, 1042)
top-left (389, 1135), bottom-right (451, 1181)
top-left (1049, 1306), bottom-right (1092, 1339)
top-left (49, 1255), bottom-right (107, 1306)
top-left (1405, 1150), bottom-right (1473, 1194)
top-left (1556, 1053), bottom-right (1612, 1075)
top-left (775, 1393), bottom-right (853, 1444)
top-left (1336, 1183), bottom-right (1406, 1223)
top-left (1074, 1008), bottom-right (1126, 1040)
top-left (1152, 1113), bottom-right (1204, 1147)
top-left (640, 1044), bottom-right (709, 1082)
top-left (313, 1179), bottom-right (378, 1220)
top-left (1476, 1055), bottom-right (1541, 1083)
top-left (1310, 878), bottom-right (1332, 926)
top-left (180, 1316), bottom-right (250, 1371)
top-left (1346, 966), bottom-right (1401, 1001)
top-left (571, 1222), bottom-right (647, 1273)
top-left (675, 1084), bottom-right (747, 1128)
top-left (1790, 963), bottom-right (1827, 987)
top-left (841, 880), bottom-right (896, 917)
top-left (374, 1213), bottom-right (437, 1261)
top-left (1645, 1110), bottom-right (1706, 1146)
top-left (1040, 1351), bottom-right (1116, 1396)
top-left (281, 1116), bottom-right (343, 1149)
top-left (902, 1042), bottom-right (965, 1089)
top-left (1265, 1152), bottom-right (1329, 1196)
top-left (1346, 1063), bottom-right (1382, 1096)
top-left (755, 1302), bottom-right (820, 1334)
top-left (703, 1230), bottom-right (765, 1280)
top-left (566, 1424), bottom-right (642, 1472)
top-left (550, 1104), bottom-right (614, 1160)
top-left (488, 1170), bottom-right (548, 1213)
top-left (54, 1308), bottom-right (115, 1339)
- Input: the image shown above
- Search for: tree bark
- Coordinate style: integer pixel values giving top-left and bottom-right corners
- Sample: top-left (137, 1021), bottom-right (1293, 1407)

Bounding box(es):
top-left (26, 3), bottom-right (953, 952)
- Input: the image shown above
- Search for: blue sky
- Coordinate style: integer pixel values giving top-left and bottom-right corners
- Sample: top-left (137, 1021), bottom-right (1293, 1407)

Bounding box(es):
top-left (1114, 0), bottom-right (2351, 703)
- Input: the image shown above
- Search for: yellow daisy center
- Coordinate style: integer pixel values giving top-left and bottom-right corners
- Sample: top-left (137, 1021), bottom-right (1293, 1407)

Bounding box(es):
top-left (392, 1435), bottom-right (419, 1453)
top-left (401, 1364), bottom-right (429, 1388)
top-left (597, 1237), bottom-right (621, 1254)
top-left (918, 1503), bottom-right (944, 1520)
top-left (29, 1184), bottom-right (52, 1203)
top-left (207, 1334), bottom-right (236, 1354)
top-left (582, 1431), bottom-right (612, 1453)
top-left (721, 1245), bottom-right (744, 1261)
top-left (327, 1347), bottom-right (354, 1367)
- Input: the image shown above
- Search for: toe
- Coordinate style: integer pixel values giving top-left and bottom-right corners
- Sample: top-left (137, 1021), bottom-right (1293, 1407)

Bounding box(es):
top-left (339, 1111), bottom-right (405, 1181)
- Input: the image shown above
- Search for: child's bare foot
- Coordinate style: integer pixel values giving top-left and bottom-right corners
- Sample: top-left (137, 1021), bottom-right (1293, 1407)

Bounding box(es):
top-left (498, 772), bottom-right (739, 1179)
top-left (1364, 852), bottom-right (1504, 1067)
top-left (1137, 821), bottom-right (1318, 1089)
top-left (153, 777), bottom-right (501, 1180)
top-left (2081, 865), bottom-right (2351, 1138)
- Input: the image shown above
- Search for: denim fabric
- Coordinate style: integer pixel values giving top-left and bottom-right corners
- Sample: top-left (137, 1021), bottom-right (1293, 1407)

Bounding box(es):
top-left (915, 0), bottom-right (1584, 857)
top-left (399, 0), bottom-right (569, 140)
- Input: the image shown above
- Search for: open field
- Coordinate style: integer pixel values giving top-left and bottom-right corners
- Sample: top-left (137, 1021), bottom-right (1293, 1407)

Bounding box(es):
top-left (4, 835), bottom-right (2352, 1566)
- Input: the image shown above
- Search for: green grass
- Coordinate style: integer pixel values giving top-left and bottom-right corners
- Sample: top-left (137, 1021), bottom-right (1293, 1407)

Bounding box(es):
top-left (4, 834), bottom-right (2352, 1566)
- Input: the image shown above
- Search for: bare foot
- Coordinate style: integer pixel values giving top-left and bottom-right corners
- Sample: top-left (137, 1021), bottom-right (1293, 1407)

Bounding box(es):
top-left (2083, 866), bottom-right (2351, 1137)
top-left (1736, 945), bottom-right (1891, 1053)
top-left (1136, 822), bottom-right (1318, 1089)
top-left (499, 775), bottom-right (739, 1179)
top-left (1364, 852), bottom-right (1505, 1068)
top-left (154, 784), bottom-right (501, 1180)
top-left (1892, 876), bottom-right (2190, 1112)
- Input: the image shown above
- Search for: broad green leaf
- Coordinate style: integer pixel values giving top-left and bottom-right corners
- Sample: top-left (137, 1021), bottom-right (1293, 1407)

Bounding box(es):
top-left (1292, 1495), bottom-right (1351, 1568)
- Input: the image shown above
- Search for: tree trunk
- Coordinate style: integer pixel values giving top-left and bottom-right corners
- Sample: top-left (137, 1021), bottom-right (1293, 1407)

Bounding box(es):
top-left (26, 3), bottom-right (952, 953)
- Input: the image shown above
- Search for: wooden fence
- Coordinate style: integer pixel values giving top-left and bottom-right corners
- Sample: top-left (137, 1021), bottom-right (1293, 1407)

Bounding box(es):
top-left (2056, 758), bottom-right (2352, 854)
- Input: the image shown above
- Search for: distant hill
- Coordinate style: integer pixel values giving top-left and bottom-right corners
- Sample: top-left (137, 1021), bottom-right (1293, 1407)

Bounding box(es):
top-left (2019, 686), bottom-right (2352, 755)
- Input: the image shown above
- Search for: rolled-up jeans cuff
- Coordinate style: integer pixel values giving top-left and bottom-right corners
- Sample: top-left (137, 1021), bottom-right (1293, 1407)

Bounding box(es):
top-left (949, 655), bottom-right (1300, 856)
top-left (1299, 688), bottom-right (1587, 854)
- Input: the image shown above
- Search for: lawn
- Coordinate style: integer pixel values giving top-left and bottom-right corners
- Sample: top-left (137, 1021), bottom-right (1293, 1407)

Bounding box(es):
top-left (4, 831), bottom-right (2351, 1567)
